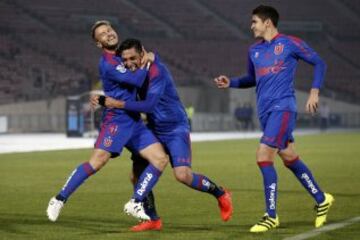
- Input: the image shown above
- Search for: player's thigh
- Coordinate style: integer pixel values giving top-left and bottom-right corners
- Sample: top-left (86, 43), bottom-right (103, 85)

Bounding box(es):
top-left (260, 111), bottom-right (296, 150)
top-left (278, 142), bottom-right (298, 161)
top-left (95, 119), bottom-right (134, 159)
top-left (138, 142), bottom-right (168, 170)
top-left (127, 122), bottom-right (168, 169)
top-left (159, 131), bottom-right (192, 168)
top-left (126, 121), bottom-right (159, 154)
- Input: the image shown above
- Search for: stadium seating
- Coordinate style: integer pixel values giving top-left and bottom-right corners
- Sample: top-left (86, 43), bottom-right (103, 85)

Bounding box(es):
top-left (0, 0), bottom-right (359, 104)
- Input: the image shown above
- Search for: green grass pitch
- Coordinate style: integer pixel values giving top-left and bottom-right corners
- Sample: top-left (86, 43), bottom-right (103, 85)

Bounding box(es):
top-left (0, 132), bottom-right (359, 240)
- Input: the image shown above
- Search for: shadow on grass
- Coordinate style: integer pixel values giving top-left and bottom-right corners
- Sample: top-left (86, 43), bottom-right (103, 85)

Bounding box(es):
top-left (0, 212), bottom-right (133, 236)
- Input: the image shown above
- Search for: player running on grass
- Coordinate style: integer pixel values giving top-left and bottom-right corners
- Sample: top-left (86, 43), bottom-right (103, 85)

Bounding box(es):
top-left (91, 38), bottom-right (233, 232)
top-left (214, 5), bottom-right (334, 233)
top-left (47, 21), bottom-right (169, 222)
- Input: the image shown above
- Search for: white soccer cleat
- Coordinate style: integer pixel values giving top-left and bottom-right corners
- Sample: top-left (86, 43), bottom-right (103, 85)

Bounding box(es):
top-left (47, 197), bottom-right (64, 222)
top-left (124, 199), bottom-right (150, 221)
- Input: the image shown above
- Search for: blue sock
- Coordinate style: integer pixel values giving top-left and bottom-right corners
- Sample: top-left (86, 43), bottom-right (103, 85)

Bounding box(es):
top-left (258, 162), bottom-right (277, 218)
top-left (285, 158), bottom-right (325, 204)
top-left (57, 162), bottom-right (96, 202)
top-left (190, 173), bottom-right (225, 198)
top-left (132, 164), bottom-right (162, 201)
top-left (143, 191), bottom-right (159, 220)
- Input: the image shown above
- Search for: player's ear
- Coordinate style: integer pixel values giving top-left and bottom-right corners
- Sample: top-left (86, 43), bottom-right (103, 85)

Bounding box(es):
top-left (96, 41), bottom-right (102, 49)
top-left (265, 18), bottom-right (272, 27)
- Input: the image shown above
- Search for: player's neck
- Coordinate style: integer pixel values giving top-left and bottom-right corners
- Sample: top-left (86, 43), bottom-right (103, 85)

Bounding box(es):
top-left (263, 28), bottom-right (279, 42)
top-left (103, 48), bottom-right (116, 55)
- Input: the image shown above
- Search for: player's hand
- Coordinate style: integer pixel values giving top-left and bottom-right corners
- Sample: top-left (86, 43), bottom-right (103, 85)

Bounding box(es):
top-left (90, 94), bottom-right (100, 110)
top-left (306, 88), bottom-right (319, 114)
top-left (105, 97), bottom-right (125, 109)
top-left (214, 75), bottom-right (230, 89)
top-left (141, 47), bottom-right (155, 69)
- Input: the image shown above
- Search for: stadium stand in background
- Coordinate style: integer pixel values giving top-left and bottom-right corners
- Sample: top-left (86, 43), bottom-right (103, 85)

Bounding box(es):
top-left (0, 0), bottom-right (359, 105)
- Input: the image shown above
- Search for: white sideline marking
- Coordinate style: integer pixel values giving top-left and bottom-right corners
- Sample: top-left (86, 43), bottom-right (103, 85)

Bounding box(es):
top-left (0, 130), bottom-right (320, 154)
top-left (283, 216), bottom-right (360, 240)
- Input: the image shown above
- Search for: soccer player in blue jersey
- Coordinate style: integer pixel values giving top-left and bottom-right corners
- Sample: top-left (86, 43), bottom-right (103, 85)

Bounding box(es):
top-left (91, 38), bottom-right (233, 232)
top-left (46, 21), bottom-right (169, 222)
top-left (214, 5), bottom-right (334, 233)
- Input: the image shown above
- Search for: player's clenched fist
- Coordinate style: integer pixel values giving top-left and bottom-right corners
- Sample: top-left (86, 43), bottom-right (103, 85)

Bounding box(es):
top-left (214, 75), bottom-right (230, 89)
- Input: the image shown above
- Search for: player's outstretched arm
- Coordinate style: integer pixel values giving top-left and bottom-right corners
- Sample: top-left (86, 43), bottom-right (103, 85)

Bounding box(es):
top-left (305, 88), bottom-right (319, 114)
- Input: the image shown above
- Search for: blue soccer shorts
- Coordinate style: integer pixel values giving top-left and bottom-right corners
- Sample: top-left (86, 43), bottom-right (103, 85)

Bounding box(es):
top-left (259, 111), bottom-right (296, 150)
top-left (157, 130), bottom-right (192, 168)
top-left (95, 113), bottom-right (158, 158)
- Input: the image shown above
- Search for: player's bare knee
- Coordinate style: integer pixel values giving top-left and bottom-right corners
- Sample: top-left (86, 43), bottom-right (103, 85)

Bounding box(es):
top-left (151, 153), bottom-right (169, 171)
top-left (279, 146), bottom-right (298, 163)
top-left (89, 150), bottom-right (110, 170)
top-left (174, 168), bottom-right (191, 184)
top-left (256, 145), bottom-right (276, 163)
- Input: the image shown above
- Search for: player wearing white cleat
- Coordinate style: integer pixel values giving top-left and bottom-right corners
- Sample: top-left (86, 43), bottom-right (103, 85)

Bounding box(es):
top-left (47, 197), bottom-right (64, 222)
top-left (124, 199), bottom-right (150, 221)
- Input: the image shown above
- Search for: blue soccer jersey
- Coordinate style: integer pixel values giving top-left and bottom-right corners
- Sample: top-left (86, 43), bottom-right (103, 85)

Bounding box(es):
top-left (123, 55), bottom-right (191, 167)
top-left (95, 51), bottom-right (158, 156)
top-left (123, 55), bottom-right (189, 134)
top-left (230, 34), bottom-right (326, 118)
top-left (99, 51), bottom-right (148, 119)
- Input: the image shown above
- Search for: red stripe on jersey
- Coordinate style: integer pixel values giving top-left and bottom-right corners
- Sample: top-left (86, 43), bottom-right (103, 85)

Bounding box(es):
top-left (149, 64), bottom-right (160, 81)
top-left (103, 51), bottom-right (118, 65)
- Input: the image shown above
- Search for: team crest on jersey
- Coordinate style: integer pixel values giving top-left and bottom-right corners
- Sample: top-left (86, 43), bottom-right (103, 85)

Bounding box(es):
top-left (116, 63), bottom-right (126, 73)
top-left (103, 136), bottom-right (113, 147)
top-left (108, 124), bottom-right (118, 135)
top-left (274, 43), bottom-right (284, 55)
top-left (254, 52), bottom-right (259, 58)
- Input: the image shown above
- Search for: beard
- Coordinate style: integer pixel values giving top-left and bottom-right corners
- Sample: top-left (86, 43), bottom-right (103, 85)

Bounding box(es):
top-left (104, 43), bottom-right (118, 51)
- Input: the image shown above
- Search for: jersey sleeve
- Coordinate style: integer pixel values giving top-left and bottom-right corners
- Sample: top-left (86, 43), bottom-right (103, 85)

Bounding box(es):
top-left (230, 51), bottom-right (256, 88)
top-left (123, 63), bottom-right (165, 113)
top-left (289, 36), bottom-right (327, 89)
top-left (105, 63), bottom-right (148, 88)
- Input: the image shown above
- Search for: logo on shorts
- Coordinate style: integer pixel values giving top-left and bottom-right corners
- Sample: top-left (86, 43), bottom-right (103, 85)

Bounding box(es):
top-left (116, 63), bottom-right (126, 73)
top-left (108, 124), bottom-right (118, 135)
top-left (103, 136), bottom-right (113, 147)
top-left (274, 43), bottom-right (284, 55)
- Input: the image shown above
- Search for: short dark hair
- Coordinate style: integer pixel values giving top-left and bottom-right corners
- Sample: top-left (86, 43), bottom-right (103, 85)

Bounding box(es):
top-left (118, 38), bottom-right (143, 55)
top-left (252, 5), bottom-right (279, 27)
top-left (91, 20), bottom-right (111, 40)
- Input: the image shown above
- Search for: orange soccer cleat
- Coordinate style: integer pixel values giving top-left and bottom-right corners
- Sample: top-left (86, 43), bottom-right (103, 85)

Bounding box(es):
top-left (217, 189), bottom-right (233, 221)
top-left (130, 219), bottom-right (163, 232)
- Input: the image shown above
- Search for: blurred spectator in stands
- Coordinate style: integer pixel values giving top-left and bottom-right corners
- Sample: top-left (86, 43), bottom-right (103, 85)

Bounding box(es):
top-left (244, 103), bottom-right (254, 131)
top-left (234, 103), bottom-right (254, 131)
top-left (185, 105), bottom-right (194, 132)
top-left (319, 102), bottom-right (330, 131)
top-left (234, 103), bottom-right (245, 130)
